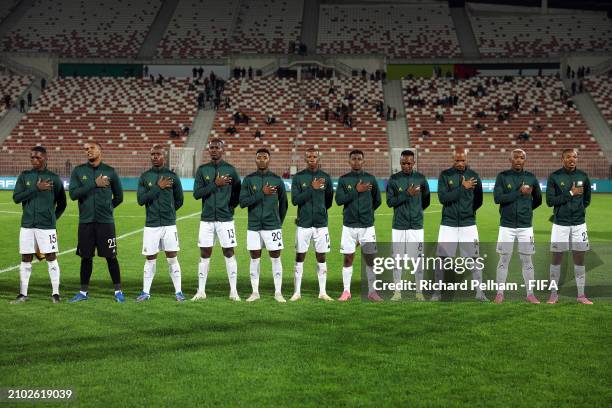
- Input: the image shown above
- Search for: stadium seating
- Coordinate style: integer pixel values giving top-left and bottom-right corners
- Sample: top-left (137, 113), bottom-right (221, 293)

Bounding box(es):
top-left (468, 9), bottom-right (612, 57)
top-left (157, 0), bottom-right (237, 59)
top-left (317, 3), bottom-right (460, 58)
top-left (402, 76), bottom-right (609, 178)
top-left (233, 0), bottom-right (303, 54)
top-left (2, 0), bottom-right (161, 57)
top-left (0, 77), bottom-right (196, 176)
top-left (585, 73), bottom-right (612, 127)
top-left (0, 71), bottom-right (33, 117)
top-left (209, 77), bottom-right (389, 177)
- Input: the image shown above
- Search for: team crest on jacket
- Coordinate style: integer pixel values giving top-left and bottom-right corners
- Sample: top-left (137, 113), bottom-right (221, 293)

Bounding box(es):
top-left (253, 185), bottom-right (257, 191)
top-left (507, 184), bottom-right (512, 188)
top-left (205, 175), bottom-right (210, 180)
top-left (560, 181), bottom-right (565, 187)
top-left (449, 180), bottom-right (453, 185)
top-left (148, 182), bottom-right (152, 187)
top-left (347, 185), bottom-right (352, 189)
top-left (302, 182), bottom-right (306, 187)
top-left (82, 175), bottom-right (87, 180)
top-left (26, 181), bottom-right (30, 186)
top-left (398, 187), bottom-right (403, 192)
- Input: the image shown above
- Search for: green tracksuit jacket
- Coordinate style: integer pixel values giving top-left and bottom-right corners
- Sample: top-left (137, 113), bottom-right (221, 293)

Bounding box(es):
top-left (137, 166), bottom-right (184, 227)
top-left (239, 170), bottom-right (288, 230)
top-left (291, 168), bottom-right (333, 228)
top-left (438, 166), bottom-right (483, 227)
top-left (386, 170), bottom-right (430, 230)
top-left (494, 169), bottom-right (542, 228)
top-left (13, 168), bottom-right (66, 229)
top-left (69, 162), bottom-right (123, 224)
top-left (546, 167), bottom-right (591, 226)
top-left (193, 160), bottom-right (241, 222)
top-left (335, 170), bottom-right (381, 228)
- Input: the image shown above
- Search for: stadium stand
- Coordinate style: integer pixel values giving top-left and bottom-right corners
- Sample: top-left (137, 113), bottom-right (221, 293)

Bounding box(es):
top-left (233, 0), bottom-right (303, 54)
top-left (317, 3), bottom-right (460, 58)
top-left (402, 76), bottom-right (609, 178)
top-left (585, 73), bottom-right (612, 127)
top-left (0, 77), bottom-right (195, 176)
top-left (0, 0), bottom-right (21, 22)
top-left (0, 71), bottom-right (33, 117)
top-left (2, 0), bottom-right (161, 58)
top-left (468, 8), bottom-right (612, 57)
top-left (157, 0), bottom-right (236, 59)
top-left (209, 77), bottom-right (389, 177)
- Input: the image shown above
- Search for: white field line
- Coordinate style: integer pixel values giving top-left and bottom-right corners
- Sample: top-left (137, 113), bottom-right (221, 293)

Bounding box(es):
top-left (0, 209), bottom-right (442, 273)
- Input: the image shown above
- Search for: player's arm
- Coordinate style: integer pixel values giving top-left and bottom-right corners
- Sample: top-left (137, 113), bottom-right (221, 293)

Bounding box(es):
top-left (137, 174), bottom-right (160, 206)
top-left (371, 176), bottom-right (382, 210)
top-left (421, 177), bottom-right (431, 210)
top-left (473, 175), bottom-right (483, 211)
top-left (173, 175), bottom-right (184, 211)
top-left (192, 168), bottom-right (216, 200)
top-left (335, 177), bottom-right (356, 205)
top-left (583, 174), bottom-right (591, 209)
top-left (12, 174), bottom-right (37, 203)
top-left (53, 174), bottom-right (67, 219)
top-left (68, 169), bottom-right (95, 200)
top-left (437, 172), bottom-right (460, 204)
top-left (386, 178), bottom-right (408, 208)
top-left (291, 174), bottom-right (312, 206)
top-left (324, 174), bottom-right (333, 209)
top-left (110, 169), bottom-right (123, 208)
top-left (278, 179), bottom-right (288, 224)
top-left (493, 174), bottom-right (519, 204)
top-left (229, 168), bottom-right (241, 209)
top-left (531, 178), bottom-right (542, 210)
top-left (239, 177), bottom-right (263, 208)
top-left (546, 175), bottom-right (570, 207)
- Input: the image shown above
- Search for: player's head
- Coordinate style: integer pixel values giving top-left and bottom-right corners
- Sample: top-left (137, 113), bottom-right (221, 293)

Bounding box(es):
top-left (400, 150), bottom-right (415, 174)
top-left (150, 144), bottom-right (166, 168)
top-left (349, 149), bottom-right (364, 172)
top-left (510, 149), bottom-right (526, 172)
top-left (256, 148), bottom-right (270, 171)
top-left (452, 148), bottom-right (467, 171)
top-left (84, 142), bottom-right (102, 163)
top-left (304, 148), bottom-right (320, 171)
top-left (30, 146), bottom-right (47, 170)
top-left (208, 137), bottom-right (224, 161)
top-left (562, 148), bottom-right (577, 171)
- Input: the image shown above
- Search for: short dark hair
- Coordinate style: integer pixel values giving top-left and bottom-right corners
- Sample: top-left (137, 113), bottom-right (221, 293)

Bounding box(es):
top-left (256, 148), bottom-right (270, 156)
top-left (562, 148), bottom-right (577, 158)
top-left (401, 150), bottom-right (415, 158)
top-left (208, 137), bottom-right (224, 148)
top-left (349, 149), bottom-right (364, 158)
top-left (31, 146), bottom-right (47, 154)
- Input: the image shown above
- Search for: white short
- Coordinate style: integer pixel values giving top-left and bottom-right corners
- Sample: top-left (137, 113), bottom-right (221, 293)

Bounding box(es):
top-left (198, 221), bottom-right (237, 248)
top-left (496, 227), bottom-right (535, 255)
top-left (247, 229), bottom-right (284, 251)
top-left (392, 229), bottom-right (424, 258)
top-left (142, 225), bottom-right (180, 255)
top-left (19, 228), bottom-right (59, 254)
top-left (340, 226), bottom-right (377, 254)
top-left (550, 223), bottom-right (589, 252)
top-left (295, 226), bottom-right (331, 253)
top-left (436, 225), bottom-right (480, 257)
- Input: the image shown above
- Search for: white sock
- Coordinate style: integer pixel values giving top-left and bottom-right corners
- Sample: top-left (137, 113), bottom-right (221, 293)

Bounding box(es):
top-left (575, 264), bottom-right (586, 297)
top-left (496, 253), bottom-right (511, 294)
top-left (317, 262), bottom-right (327, 295)
top-left (392, 268), bottom-right (402, 285)
top-left (19, 262), bottom-right (32, 296)
top-left (271, 257), bottom-right (283, 294)
top-left (342, 266), bottom-right (353, 292)
top-left (47, 259), bottom-right (60, 295)
top-left (168, 257), bottom-right (182, 293)
top-left (519, 254), bottom-right (535, 295)
top-left (250, 257), bottom-right (260, 294)
top-left (198, 257), bottom-right (210, 293)
top-left (293, 261), bottom-right (304, 295)
top-left (472, 264), bottom-right (484, 296)
top-left (225, 256), bottom-right (238, 295)
top-left (143, 259), bottom-right (156, 294)
top-left (366, 264), bottom-right (376, 294)
top-left (550, 264), bottom-right (561, 294)
top-left (415, 264), bottom-right (424, 294)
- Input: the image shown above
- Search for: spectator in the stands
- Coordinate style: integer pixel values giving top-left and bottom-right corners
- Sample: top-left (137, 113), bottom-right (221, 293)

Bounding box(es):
top-left (517, 131), bottom-right (530, 142)
top-left (248, 67), bottom-right (253, 79)
top-left (266, 115), bottom-right (276, 125)
top-left (4, 94), bottom-right (10, 110)
top-left (143, 66), bottom-right (149, 78)
top-left (571, 81), bottom-right (577, 95)
top-left (41, 78), bottom-right (46, 91)
top-left (254, 130), bottom-right (262, 140)
top-left (421, 130), bottom-right (430, 137)
top-left (182, 126), bottom-right (190, 136)
top-left (157, 74), bottom-right (164, 86)
top-left (192, 67), bottom-right (197, 78)
top-left (169, 129), bottom-right (179, 138)
top-left (225, 126), bottom-right (237, 135)
top-left (19, 98), bottom-right (25, 113)
top-left (532, 105), bottom-right (540, 114)
top-left (392, 108), bottom-right (397, 121)
top-left (198, 67), bottom-right (204, 79)
top-left (435, 112), bottom-right (445, 122)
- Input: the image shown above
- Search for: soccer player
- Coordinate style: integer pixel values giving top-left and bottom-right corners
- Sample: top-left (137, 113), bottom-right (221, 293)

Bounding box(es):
top-left (546, 148), bottom-right (592, 304)
top-left (336, 149), bottom-right (382, 302)
top-left (136, 145), bottom-right (185, 302)
top-left (493, 149), bottom-right (542, 304)
top-left (11, 146), bottom-right (66, 303)
top-left (192, 138), bottom-right (241, 301)
top-left (290, 148), bottom-right (334, 301)
top-left (68, 142), bottom-right (125, 303)
top-left (432, 148), bottom-right (487, 301)
top-left (386, 150), bottom-right (430, 301)
top-left (239, 148), bottom-right (288, 302)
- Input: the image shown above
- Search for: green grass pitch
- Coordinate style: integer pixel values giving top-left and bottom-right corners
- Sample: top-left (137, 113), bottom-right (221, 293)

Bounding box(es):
top-left (1, 191), bottom-right (611, 407)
